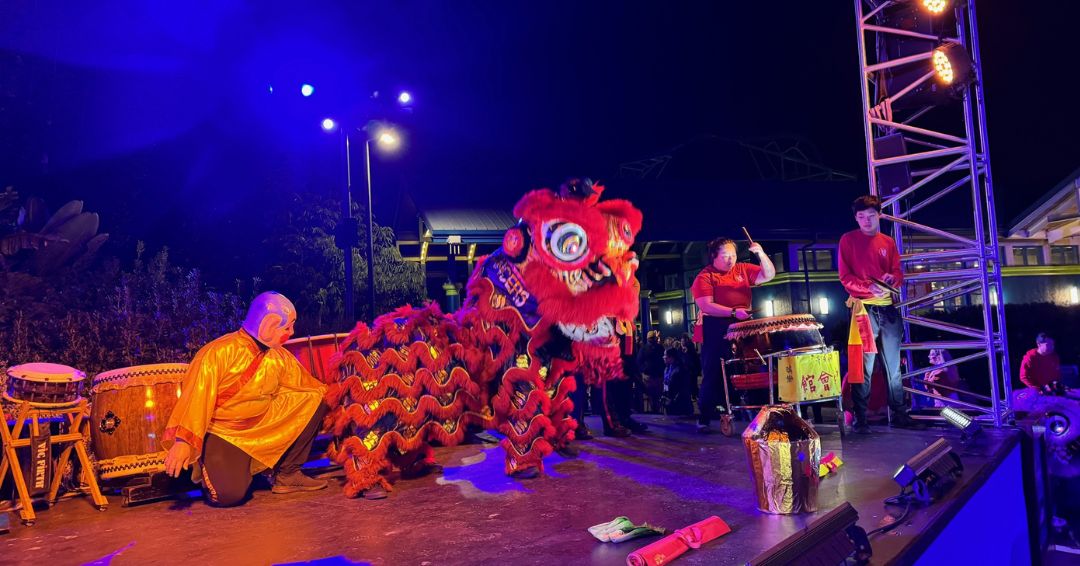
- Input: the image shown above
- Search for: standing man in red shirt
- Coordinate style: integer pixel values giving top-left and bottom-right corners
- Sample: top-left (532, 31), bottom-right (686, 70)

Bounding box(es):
top-left (692, 237), bottom-right (775, 433)
top-left (839, 195), bottom-right (925, 433)
top-left (1020, 333), bottom-right (1064, 395)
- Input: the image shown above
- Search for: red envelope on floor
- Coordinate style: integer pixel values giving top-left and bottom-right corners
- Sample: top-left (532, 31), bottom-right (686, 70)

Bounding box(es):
top-left (626, 516), bottom-right (731, 566)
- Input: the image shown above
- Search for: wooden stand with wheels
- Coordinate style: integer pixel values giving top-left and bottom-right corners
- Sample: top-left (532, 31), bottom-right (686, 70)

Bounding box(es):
top-left (0, 398), bottom-right (108, 525)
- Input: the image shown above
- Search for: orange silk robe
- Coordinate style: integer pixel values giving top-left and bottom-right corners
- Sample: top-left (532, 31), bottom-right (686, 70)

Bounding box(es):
top-left (164, 330), bottom-right (327, 473)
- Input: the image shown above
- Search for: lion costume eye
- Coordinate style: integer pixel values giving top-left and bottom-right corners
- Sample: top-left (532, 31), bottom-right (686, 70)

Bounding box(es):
top-left (546, 222), bottom-right (588, 263)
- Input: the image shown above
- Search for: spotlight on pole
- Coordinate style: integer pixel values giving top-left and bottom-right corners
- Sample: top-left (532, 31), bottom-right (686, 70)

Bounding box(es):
top-left (373, 126), bottom-right (402, 152)
top-left (300, 83), bottom-right (315, 97)
top-left (940, 407), bottom-right (981, 441)
top-left (893, 438), bottom-right (963, 503)
top-left (321, 118), bottom-right (337, 132)
top-left (397, 91), bottom-right (413, 106)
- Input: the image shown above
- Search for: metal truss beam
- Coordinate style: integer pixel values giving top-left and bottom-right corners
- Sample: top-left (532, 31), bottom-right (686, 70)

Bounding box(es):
top-left (854, 0), bottom-right (1011, 426)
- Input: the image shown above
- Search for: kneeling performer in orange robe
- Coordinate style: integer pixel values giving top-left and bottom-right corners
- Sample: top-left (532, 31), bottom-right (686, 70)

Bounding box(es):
top-left (162, 291), bottom-right (329, 506)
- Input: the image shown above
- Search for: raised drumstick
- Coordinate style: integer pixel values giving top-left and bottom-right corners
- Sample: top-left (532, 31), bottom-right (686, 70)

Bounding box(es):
top-left (741, 226), bottom-right (754, 244)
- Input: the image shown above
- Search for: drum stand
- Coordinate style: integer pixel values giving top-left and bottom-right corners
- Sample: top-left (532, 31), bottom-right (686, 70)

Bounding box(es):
top-left (719, 353), bottom-right (776, 437)
top-left (719, 349), bottom-right (846, 438)
top-left (0, 398), bottom-right (108, 525)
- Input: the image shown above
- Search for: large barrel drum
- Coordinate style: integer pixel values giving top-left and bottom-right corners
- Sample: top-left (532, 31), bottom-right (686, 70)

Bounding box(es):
top-left (90, 363), bottom-right (187, 480)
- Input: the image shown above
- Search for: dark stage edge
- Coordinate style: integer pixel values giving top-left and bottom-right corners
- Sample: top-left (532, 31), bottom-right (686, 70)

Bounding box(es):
top-left (1, 416), bottom-right (1018, 566)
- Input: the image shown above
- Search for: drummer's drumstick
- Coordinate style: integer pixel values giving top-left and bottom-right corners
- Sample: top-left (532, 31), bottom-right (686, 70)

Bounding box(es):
top-left (741, 226), bottom-right (754, 244)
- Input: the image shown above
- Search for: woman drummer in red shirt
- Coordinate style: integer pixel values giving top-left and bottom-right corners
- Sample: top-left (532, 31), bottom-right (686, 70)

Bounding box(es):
top-left (691, 237), bottom-right (775, 433)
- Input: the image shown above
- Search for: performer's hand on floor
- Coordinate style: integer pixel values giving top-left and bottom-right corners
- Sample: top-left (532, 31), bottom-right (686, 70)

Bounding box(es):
top-left (733, 308), bottom-right (751, 321)
top-left (165, 441), bottom-right (193, 477)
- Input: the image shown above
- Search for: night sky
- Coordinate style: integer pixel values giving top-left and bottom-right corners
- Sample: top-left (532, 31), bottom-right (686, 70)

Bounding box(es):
top-left (2, 2), bottom-right (1078, 275)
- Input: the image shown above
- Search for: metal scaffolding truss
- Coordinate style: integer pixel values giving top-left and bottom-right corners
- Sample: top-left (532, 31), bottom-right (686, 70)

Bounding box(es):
top-left (617, 136), bottom-right (853, 182)
top-left (738, 139), bottom-right (856, 183)
top-left (854, 0), bottom-right (1011, 426)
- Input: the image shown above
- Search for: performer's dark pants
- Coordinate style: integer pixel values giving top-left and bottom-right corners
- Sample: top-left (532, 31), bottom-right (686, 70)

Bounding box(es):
top-left (698, 317), bottom-right (734, 427)
top-left (851, 304), bottom-right (906, 422)
top-left (201, 402), bottom-right (328, 507)
top-left (604, 378), bottom-right (634, 431)
top-left (571, 373), bottom-right (587, 427)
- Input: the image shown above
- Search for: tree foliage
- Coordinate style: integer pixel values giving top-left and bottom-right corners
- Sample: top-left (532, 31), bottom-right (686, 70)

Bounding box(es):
top-left (261, 190), bottom-right (426, 335)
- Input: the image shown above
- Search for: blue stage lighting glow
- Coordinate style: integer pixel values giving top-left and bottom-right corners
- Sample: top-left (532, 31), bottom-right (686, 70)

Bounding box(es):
top-left (301, 84), bottom-right (315, 97)
top-left (321, 118), bottom-right (336, 132)
top-left (397, 91), bottom-right (412, 105)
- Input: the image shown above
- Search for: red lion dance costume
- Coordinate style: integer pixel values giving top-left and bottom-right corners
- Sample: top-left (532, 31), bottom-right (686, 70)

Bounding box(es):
top-left (323, 180), bottom-right (642, 496)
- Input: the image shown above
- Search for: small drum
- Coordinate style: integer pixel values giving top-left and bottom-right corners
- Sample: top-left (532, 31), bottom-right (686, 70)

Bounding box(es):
top-left (725, 314), bottom-right (825, 360)
top-left (284, 333), bottom-right (350, 382)
top-left (90, 363), bottom-right (187, 480)
top-left (4, 363), bottom-right (86, 407)
top-left (731, 372), bottom-right (775, 391)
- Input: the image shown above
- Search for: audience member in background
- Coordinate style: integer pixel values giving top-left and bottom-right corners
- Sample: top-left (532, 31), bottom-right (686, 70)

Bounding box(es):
top-left (1021, 332), bottom-right (1066, 395)
top-left (638, 330), bottom-right (666, 412)
top-left (925, 348), bottom-right (963, 406)
top-left (662, 347), bottom-right (695, 416)
top-left (679, 334), bottom-right (702, 397)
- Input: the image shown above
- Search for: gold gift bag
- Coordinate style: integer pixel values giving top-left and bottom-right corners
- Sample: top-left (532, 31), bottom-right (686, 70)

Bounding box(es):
top-left (742, 405), bottom-right (821, 514)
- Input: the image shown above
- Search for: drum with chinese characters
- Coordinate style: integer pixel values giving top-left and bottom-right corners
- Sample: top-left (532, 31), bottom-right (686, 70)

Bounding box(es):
top-left (724, 314), bottom-right (825, 360)
top-left (89, 363), bottom-right (187, 480)
top-left (284, 333), bottom-right (350, 383)
top-left (4, 363), bottom-right (86, 407)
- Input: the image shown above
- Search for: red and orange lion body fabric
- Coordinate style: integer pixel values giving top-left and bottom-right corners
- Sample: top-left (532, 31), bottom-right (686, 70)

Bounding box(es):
top-left (322, 183), bottom-right (642, 496)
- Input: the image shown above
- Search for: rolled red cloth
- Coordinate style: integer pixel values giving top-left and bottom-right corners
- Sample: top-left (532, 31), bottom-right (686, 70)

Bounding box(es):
top-left (626, 516), bottom-right (731, 566)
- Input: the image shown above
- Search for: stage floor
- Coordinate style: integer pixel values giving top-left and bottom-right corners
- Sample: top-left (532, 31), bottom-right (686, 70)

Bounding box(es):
top-left (2, 414), bottom-right (1019, 565)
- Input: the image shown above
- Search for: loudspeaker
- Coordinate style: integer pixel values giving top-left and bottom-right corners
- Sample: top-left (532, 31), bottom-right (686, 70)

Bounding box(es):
top-left (874, 133), bottom-right (911, 197)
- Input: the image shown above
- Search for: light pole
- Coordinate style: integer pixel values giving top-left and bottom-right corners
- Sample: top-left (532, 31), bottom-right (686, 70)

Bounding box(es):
top-left (362, 126), bottom-right (401, 320)
top-left (329, 119), bottom-right (402, 322)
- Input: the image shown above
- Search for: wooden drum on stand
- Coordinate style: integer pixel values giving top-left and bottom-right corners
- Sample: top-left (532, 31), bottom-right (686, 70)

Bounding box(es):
top-left (4, 363), bottom-right (86, 407)
top-left (89, 363), bottom-right (187, 480)
top-left (724, 314), bottom-right (825, 360)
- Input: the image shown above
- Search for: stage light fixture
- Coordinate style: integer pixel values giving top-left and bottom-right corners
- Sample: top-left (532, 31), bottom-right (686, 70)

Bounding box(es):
top-left (321, 118), bottom-right (337, 132)
top-left (874, 5), bottom-right (975, 110)
top-left (301, 83), bottom-right (315, 97)
top-left (932, 42), bottom-right (974, 87)
top-left (397, 91), bottom-right (412, 105)
top-left (940, 407), bottom-right (981, 440)
top-left (921, 0), bottom-right (948, 14)
top-left (893, 438), bottom-right (963, 502)
top-left (749, 502), bottom-right (872, 565)
top-left (1047, 413), bottom-right (1070, 437)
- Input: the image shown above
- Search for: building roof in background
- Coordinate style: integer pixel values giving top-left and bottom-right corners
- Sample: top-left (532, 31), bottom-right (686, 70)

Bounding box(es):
top-left (1007, 165), bottom-right (1080, 240)
top-left (420, 209), bottom-right (516, 243)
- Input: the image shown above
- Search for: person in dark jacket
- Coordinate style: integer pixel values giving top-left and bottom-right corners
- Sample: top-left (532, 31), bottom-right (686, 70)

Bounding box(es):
top-left (662, 348), bottom-right (695, 416)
